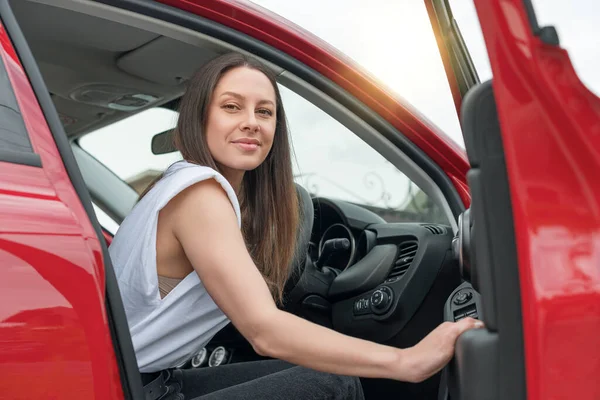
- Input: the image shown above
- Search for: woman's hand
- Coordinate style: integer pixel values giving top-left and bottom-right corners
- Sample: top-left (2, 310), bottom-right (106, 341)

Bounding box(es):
top-left (399, 318), bottom-right (484, 383)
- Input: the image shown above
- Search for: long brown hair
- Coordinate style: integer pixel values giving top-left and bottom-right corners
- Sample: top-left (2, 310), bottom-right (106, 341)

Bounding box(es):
top-left (171, 52), bottom-right (299, 303)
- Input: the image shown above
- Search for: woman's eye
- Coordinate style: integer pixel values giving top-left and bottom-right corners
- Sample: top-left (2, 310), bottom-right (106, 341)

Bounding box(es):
top-left (222, 104), bottom-right (240, 111)
top-left (257, 108), bottom-right (273, 116)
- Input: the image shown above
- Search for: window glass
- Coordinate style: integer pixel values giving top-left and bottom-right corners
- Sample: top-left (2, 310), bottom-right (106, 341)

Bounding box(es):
top-left (93, 204), bottom-right (119, 235)
top-left (251, 0), bottom-right (465, 148)
top-left (0, 57), bottom-right (33, 154)
top-left (79, 108), bottom-right (182, 193)
top-left (80, 86), bottom-right (448, 225)
top-left (282, 85), bottom-right (447, 224)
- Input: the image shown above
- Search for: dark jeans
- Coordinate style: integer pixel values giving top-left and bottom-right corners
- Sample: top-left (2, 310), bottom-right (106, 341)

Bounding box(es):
top-left (156, 359), bottom-right (365, 400)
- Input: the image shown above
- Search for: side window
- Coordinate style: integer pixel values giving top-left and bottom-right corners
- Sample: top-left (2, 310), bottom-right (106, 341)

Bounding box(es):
top-left (0, 52), bottom-right (39, 165)
top-left (93, 203), bottom-right (120, 235)
top-left (281, 86), bottom-right (447, 224)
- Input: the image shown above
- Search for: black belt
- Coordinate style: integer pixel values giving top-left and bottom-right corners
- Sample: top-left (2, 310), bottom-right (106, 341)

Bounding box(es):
top-left (141, 370), bottom-right (184, 400)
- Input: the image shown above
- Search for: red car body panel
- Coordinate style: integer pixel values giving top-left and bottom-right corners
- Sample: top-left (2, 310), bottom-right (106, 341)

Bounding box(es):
top-left (0, 23), bottom-right (123, 400)
top-left (475, 0), bottom-right (600, 398)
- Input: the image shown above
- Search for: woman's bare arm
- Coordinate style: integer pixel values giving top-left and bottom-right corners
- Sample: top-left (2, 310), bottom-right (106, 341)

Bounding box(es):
top-left (171, 180), bottom-right (480, 383)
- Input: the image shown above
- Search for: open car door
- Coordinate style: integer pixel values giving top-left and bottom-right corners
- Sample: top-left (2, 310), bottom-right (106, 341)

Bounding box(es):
top-left (428, 1), bottom-right (600, 399)
top-left (0, 1), bottom-right (144, 398)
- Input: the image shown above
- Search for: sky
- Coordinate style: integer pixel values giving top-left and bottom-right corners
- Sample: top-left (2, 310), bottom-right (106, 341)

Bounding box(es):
top-left (85, 0), bottom-right (600, 230)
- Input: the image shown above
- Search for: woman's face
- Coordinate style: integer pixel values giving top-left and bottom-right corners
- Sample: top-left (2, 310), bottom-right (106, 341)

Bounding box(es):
top-left (205, 66), bottom-right (277, 178)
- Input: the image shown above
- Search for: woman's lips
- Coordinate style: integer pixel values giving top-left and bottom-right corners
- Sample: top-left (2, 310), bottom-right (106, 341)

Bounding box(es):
top-left (232, 141), bottom-right (260, 151)
top-left (234, 142), bottom-right (259, 151)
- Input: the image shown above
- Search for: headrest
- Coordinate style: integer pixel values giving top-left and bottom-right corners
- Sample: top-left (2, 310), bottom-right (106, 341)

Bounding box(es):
top-left (460, 80), bottom-right (502, 168)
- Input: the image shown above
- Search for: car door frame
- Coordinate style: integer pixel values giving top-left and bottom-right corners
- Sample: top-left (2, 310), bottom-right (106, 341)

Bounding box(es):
top-left (0, 1), bottom-right (144, 398)
top-left (424, 0), bottom-right (480, 114)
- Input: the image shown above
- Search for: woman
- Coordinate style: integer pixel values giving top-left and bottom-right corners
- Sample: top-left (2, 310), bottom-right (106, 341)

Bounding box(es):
top-left (110, 52), bottom-right (482, 400)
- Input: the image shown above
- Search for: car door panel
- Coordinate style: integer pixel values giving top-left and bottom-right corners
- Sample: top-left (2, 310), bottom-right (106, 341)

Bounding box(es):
top-left (475, 1), bottom-right (600, 398)
top-left (430, 0), bottom-right (600, 399)
top-left (439, 80), bottom-right (524, 400)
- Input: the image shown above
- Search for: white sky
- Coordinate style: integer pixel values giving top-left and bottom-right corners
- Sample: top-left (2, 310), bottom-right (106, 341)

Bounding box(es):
top-left (84, 0), bottom-right (600, 228)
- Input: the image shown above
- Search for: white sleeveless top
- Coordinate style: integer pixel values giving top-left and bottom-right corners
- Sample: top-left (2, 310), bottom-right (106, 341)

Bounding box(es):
top-left (109, 161), bottom-right (241, 373)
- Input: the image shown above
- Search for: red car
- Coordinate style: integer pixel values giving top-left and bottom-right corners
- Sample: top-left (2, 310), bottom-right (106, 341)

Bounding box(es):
top-left (0, 0), bottom-right (598, 399)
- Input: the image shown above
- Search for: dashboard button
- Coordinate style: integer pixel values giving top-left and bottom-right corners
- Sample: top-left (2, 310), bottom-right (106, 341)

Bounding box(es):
top-left (353, 297), bottom-right (371, 316)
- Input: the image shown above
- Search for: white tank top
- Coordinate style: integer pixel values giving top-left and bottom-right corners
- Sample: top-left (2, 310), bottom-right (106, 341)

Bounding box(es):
top-left (109, 161), bottom-right (241, 373)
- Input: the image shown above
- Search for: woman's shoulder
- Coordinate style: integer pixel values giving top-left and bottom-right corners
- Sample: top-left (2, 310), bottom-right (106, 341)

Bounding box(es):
top-left (157, 161), bottom-right (241, 226)
top-left (163, 160), bottom-right (218, 179)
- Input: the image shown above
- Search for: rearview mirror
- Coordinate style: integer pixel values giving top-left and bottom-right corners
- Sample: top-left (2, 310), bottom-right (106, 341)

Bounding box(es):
top-left (151, 129), bottom-right (177, 154)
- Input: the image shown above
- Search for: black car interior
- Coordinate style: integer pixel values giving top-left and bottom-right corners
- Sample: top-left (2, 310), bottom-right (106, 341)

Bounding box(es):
top-left (5, 0), bottom-right (526, 399)
top-left (438, 80), bottom-right (526, 400)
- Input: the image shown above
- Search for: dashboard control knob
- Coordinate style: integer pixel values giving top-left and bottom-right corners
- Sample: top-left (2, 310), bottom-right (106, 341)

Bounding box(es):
top-left (453, 291), bottom-right (472, 305)
top-left (190, 347), bottom-right (208, 368)
top-left (208, 346), bottom-right (229, 367)
top-left (370, 287), bottom-right (393, 314)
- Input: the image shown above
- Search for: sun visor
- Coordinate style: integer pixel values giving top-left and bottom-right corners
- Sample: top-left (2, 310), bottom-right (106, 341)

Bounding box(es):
top-left (117, 37), bottom-right (222, 86)
top-left (152, 129), bottom-right (177, 155)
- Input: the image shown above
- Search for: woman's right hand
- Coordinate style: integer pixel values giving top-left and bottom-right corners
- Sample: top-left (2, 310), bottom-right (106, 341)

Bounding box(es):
top-left (399, 318), bottom-right (484, 383)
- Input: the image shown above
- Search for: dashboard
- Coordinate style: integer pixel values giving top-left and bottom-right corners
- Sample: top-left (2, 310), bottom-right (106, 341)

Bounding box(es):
top-left (309, 200), bottom-right (487, 400)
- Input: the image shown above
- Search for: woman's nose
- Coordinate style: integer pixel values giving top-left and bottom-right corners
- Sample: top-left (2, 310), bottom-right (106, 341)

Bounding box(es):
top-left (241, 110), bottom-right (259, 132)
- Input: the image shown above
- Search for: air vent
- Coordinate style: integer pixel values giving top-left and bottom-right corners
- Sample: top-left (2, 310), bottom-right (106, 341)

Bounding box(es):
top-left (387, 240), bottom-right (418, 280)
top-left (423, 224), bottom-right (446, 235)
